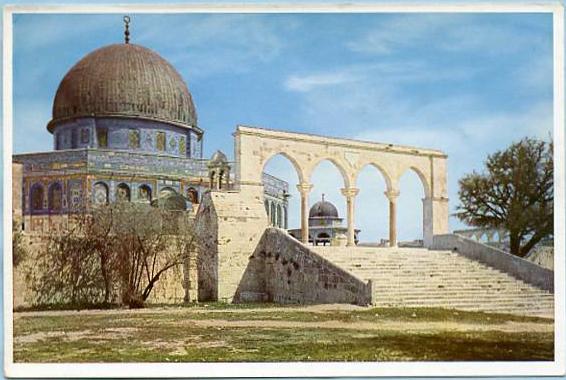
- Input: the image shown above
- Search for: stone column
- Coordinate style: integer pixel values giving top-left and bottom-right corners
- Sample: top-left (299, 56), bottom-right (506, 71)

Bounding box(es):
top-left (296, 183), bottom-right (313, 244)
top-left (385, 190), bottom-right (400, 247)
top-left (341, 187), bottom-right (359, 246)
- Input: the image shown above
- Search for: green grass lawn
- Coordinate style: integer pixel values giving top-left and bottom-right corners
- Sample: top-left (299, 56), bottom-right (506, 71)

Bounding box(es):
top-left (13, 305), bottom-right (554, 362)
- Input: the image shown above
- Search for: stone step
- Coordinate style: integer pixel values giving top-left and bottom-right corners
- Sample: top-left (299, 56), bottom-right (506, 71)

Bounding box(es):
top-left (338, 265), bottom-right (501, 271)
top-left (365, 278), bottom-right (527, 285)
top-left (374, 288), bottom-right (554, 296)
top-left (374, 300), bottom-right (554, 309)
top-left (375, 295), bottom-right (554, 304)
top-left (313, 247), bottom-right (553, 318)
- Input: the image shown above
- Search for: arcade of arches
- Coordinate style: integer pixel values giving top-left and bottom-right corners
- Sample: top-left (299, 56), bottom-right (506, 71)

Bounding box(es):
top-left (235, 126), bottom-right (449, 248)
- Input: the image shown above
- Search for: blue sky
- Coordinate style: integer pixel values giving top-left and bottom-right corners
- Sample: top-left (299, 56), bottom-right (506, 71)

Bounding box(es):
top-left (11, 12), bottom-right (553, 242)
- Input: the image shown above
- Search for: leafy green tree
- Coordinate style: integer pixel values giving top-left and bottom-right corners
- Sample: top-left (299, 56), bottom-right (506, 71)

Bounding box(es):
top-left (456, 137), bottom-right (553, 257)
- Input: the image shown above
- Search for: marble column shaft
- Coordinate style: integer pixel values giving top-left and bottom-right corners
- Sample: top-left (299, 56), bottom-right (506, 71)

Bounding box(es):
top-left (296, 183), bottom-right (313, 244)
top-left (341, 187), bottom-right (359, 246)
top-left (385, 190), bottom-right (400, 247)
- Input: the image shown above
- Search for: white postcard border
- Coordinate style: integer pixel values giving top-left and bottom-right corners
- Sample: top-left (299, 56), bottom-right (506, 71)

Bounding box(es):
top-left (2, 2), bottom-right (565, 378)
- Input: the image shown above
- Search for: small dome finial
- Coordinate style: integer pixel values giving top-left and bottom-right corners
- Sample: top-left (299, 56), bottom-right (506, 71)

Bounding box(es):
top-left (322, 193), bottom-right (325, 202)
top-left (123, 15), bottom-right (131, 44)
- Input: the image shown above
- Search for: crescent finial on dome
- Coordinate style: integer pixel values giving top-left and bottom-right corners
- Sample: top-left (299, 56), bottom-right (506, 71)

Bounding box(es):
top-left (123, 15), bottom-right (131, 44)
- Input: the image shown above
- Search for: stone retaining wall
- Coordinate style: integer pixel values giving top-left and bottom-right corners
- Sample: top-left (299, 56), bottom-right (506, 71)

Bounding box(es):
top-left (432, 234), bottom-right (554, 292)
top-left (235, 228), bottom-right (372, 305)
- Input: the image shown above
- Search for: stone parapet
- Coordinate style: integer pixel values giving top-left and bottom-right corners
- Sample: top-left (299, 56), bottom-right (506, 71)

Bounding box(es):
top-left (432, 234), bottom-right (554, 292)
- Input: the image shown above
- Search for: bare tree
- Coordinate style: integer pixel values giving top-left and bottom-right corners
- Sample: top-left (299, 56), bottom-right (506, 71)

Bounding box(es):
top-left (108, 203), bottom-right (198, 308)
top-left (30, 209), bottom-right (115, 307)
top-left (29, 202), bottom-right (197, 309)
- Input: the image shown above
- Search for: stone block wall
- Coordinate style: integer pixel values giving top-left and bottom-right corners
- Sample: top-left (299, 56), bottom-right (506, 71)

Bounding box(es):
top-left (432, 234), bottom-right (554, 292)
top-left (234, 228), bottom-right (372, 305)
top-left (12, 232), bottom-right (193, 309)
top-left (195, 189), bottom-right (268, 302)
top-left (12, 162), bottom-right (23, 226)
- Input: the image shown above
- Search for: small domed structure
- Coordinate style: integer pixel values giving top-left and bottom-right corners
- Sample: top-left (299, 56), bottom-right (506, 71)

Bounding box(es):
top-left (309, 195), bottom-right (339, 219)
top-left (289, 194), bottom-right (359, 246)
top-left (161, 193), bottom-right (188, 211)
top-left (210, 150), bottom-right (228, 164)
top-left (151, 192), bottom-right (188, 211)
top-left (48, 43), bottom-right (197, 132)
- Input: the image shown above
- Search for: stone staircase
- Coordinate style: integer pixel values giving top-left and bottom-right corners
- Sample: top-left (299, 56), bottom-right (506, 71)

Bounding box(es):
top-left (312, 246), bottom-right (554, 318)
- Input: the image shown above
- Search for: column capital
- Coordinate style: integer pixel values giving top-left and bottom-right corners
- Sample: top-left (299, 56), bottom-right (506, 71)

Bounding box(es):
top-left (384, 190), bottom-right (400, 201)
top-left (340, 187), bottom-right (360, 198)
top-left (296, 183), bottom-right (313, 195)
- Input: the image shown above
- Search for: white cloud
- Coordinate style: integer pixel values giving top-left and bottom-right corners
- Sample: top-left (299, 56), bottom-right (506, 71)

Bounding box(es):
top-left (285, 71), bottom-right (359, 92)
top-left (284, 61), bottom-right (475, 94)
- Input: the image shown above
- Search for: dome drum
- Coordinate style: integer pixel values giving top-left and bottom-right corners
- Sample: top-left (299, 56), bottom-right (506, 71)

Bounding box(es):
top-left (51, 117), bottom-right (203, 158)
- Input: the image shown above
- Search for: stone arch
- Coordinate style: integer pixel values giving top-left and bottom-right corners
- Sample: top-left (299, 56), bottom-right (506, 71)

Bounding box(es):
top-left (352, 163), bottom-right (391, 244)
top-left (400, 166), bottom-right (431, 199)
top-left (138, 184), bottom-right (152, 202)
top-left (353, 162), bottom-right (393, 192)
top-left (93, 182), bottom-right (109, 205)
top-left (235, 126), bottom-right (448, 248)
top-left (116, 183), bottom-right (131, 202)
top-left (261, 151), bottom-right (305, 184)
top-left (393, 166), bottom-right (432, 245)
top-left (305, 157), bottom-right (351, 188)
top-left (48, 182), bottom-right (63, 212)
top-left (30, 183), bottom-right (45, 211)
